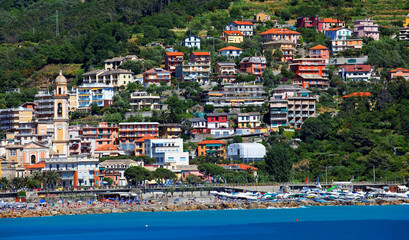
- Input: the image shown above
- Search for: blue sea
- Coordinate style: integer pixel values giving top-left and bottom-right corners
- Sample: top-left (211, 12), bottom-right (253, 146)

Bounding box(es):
top-left (1, 205), bottom-right (409, 240)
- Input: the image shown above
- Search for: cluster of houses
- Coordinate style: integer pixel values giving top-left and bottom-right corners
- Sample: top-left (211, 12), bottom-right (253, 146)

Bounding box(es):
top-left (47, 12), bottom-right (408, 116)
top-left (0, 73), bottom-right (266, 187)
top-left (1, 12), bottom-right (409, 188)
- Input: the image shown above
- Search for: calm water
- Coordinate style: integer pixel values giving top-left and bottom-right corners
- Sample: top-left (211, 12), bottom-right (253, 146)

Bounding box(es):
top-left (1, 205), bottom-right (409, 240)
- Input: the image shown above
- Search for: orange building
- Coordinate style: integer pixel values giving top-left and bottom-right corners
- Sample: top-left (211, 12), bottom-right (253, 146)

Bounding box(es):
top-left (24, 162), bottom-right (45, 175)
top-left (197, 140), bottom-right (227, 158)
top-left (81, 122), bottom-right (119, 149)
top-left (134, 136), bottom-right (158, 156)
top-left (293, 74), bottom-right (329, 90)
top-left (290, 58), bottom-right (328, 78)
top-left (239, 56), bottom-right (266, 76)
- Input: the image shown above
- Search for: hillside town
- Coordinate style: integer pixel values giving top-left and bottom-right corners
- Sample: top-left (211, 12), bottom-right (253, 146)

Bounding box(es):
top-left (1, 5), bottom-right (409, 192)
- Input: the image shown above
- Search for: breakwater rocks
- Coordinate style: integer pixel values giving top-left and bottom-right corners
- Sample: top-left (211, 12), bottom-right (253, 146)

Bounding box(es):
top-left (1, 199), bottom-right (409, 218)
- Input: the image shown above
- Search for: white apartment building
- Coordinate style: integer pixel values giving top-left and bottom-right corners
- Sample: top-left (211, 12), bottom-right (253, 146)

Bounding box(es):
top-left (144, 138), bottom-right (189, 165)
top-left (325, 28), bottom-right (353, 40)
top-left (43, 155), bottom-right (99, 187)
top-left (237, 112), bottom-right (261, 128)
top-left (224, 21), bottom-right (254, 36)
top-left (130, 91), bottom-right (162, 111)
top-left (182, 36), bottom-right (201, 49)
top-left (76, 83), bottom-right (114, 109)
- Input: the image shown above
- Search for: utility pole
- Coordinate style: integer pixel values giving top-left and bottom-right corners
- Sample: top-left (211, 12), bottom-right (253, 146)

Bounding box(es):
top-left (56, 10), bottom-right (59, 37)
top-left (373, 165), bottom-right (376, 182)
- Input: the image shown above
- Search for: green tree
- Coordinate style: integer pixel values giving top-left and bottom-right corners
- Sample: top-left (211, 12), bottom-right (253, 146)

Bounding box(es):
top-left (90, 102), bottom-right (101, 115)
top-left (204, 104), bottom-right (214, 113)
top-left (153, 168), bottom-right (176, 184)
top-left (124, 166), bottom-right (152, 185)
top-left (43, 171), bottom-right (61, 189)
top-left (103, 177), bottom-right (114, 186)
top-left (185, 174), bottom-right (202, 184)
top-left (198, 163), bottom-right (225, 179)
top-left (0, 177), bottom-right (11, 190)
top-left (265, 144), bottom-right (297, 182)
top-left (232, 135), bottom-right (243, 143)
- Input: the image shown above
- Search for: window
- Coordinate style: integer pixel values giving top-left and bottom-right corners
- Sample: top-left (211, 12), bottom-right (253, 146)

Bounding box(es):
top-left (10, 150), bottom-right (16, 156)
top-left (31, 155), bottom-right (36, 164)
top-left (58, 103), bottom-right (63, 117)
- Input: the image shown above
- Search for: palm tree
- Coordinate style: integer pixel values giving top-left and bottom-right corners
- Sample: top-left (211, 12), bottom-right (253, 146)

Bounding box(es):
top-left (44, 171), bottom-right (61, 189)
top-left (11, 177), bottom-right (25, 190)
top-left (31, 171), bottom-right (43, 182)
top-left (0, 177), bottom-right (11, 190)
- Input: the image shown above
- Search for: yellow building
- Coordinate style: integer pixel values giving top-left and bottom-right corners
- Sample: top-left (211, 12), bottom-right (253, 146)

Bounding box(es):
top-left (0, 107), bottom-right (35, 132)
top-left (5, 145), bottom-right (23, 166)
top-left (68, 92), bottom-right (78, 112)
top-left (261, 40), bottom-right (297, 62)
top-left (255, 12), bottom-right (271, 22)
top-left (404, 13), bottom-right (409, 27)
top-left (52, 71), bottom-right (70, 156)
top-left (220, 31), bottom-right (244, 43)
top-left (159, 124), bottom-right (182, 139)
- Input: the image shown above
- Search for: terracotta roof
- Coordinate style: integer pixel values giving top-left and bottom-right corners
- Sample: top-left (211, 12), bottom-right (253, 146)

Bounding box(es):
top-left (165, 52), bottom-right (184, 56)
top-left (260, 28), bottom-right (300, 35)
top-left (342, 92), bottom-right (372, 98)
top-left (24, 162), bottom-right (45, 169)
top-left (224, 31), bottom-right (244, 36)
top-left (232, 21), bottom-right (253, 25)
top-left (310, 45), bottom-right (329, 50)
top-left (320, 18), bottom-right (344, 23)
top-left (340, 65), bottom-right (371, 72)
top-left (198, 140), bottom-right (226, 145)
top-left (135, 136), bottom-right (158, 142)
top-left (389, 68), bottom-right (409, 73)
top-left (191, 52), bottom-right (211, 56)
top-left (95, 144), bottom-right (118, 151)
top-left (218, 46), bottom-right (243, 51)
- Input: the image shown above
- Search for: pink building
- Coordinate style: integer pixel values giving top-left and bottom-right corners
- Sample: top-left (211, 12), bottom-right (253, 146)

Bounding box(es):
top-left (80, 122), bottom-right (119, 149)
top-left (309, 45), bottom-right (330, 63)
top-left (354, 19), bottom-right (379, 40)
top-left (260, 28), bottom-right (300, 44)
top-left (239, 56), bottom-right (266, 76)
top-left (143, 68), bottom-right (172, 86)
top-left (189, 52), bottom-right (211, 65)
top-left (317, 18), bottom-right (345, 32)
top-left (388, 68), bottom-right (409, 81)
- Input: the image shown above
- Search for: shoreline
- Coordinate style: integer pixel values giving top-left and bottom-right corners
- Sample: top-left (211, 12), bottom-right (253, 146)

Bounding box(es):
top-left (2, 199), bottom-right (408, 219)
